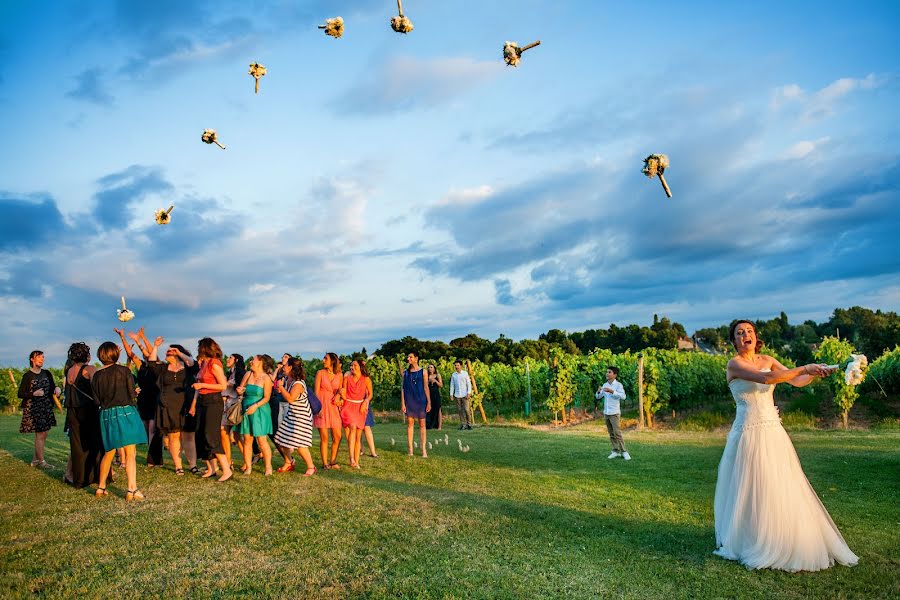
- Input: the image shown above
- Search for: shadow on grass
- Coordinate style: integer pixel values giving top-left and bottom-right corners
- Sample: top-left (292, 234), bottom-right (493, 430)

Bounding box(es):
top-left (351, 471), bottom-right (716, 567)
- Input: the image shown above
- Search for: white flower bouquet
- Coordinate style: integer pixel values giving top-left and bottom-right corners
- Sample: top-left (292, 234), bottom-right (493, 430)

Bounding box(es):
top-left (155, 205), bottom-right (174, 225)
top-left (201, 129), bottom-right (226, 149)
top-left (319, 17), bottom-right (344, 38)
top-left (117, 296), bottom-right (135, 322)
top-left (391, 0), bottom-right (413, 33)
top-left (248, 62), bottom-right (267, 94)
top-left (503, 40), bottom-right (541, 67)
top-left (642, 153), bottom-right (672, 198)
top-left (827, 354), bottom-right (868, 386)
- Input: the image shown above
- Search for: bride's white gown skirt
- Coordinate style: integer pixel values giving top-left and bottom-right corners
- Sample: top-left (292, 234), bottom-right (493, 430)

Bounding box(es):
top-left (714, 377), bottom-right (858, 572)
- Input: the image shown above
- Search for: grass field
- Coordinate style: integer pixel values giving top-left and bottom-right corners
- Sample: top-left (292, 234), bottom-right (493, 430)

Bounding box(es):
top-left (0, 414), bottom-right (898, 599)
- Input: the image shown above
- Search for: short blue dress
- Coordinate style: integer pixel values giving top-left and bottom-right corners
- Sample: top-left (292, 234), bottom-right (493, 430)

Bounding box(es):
top-left (402, 369), bottom-right (428, 419)
top-left (238, 384), bottom-right (273, 437)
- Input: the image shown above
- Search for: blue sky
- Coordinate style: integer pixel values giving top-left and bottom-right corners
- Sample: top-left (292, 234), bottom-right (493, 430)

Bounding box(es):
top-left (1, 0), bottom-right (899, 364)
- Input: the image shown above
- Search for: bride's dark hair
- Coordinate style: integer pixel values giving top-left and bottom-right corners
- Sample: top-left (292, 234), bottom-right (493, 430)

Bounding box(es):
top-left (729, 319), bottom-right (763, 352)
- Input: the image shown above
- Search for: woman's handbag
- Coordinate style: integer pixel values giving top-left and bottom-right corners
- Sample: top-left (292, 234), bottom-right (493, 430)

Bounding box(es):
top-left (225, 400), bottom-right (244, 426)
top-left (307, 387), bottom-right (323, 416)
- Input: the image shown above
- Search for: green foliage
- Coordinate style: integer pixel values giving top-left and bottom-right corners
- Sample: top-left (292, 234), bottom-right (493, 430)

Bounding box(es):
top-left (674, 411), bottom-right (731, 431)
top-left (815, 336), bottom-right (860, 427)
top-left (0, 366), bottom-right (65, 409)
top-left (862, 346), bottom-right (900, 396)
top-left (547, 348), bottom-right (577, 416)
top-left (780, 411), bottom-right (818, 431)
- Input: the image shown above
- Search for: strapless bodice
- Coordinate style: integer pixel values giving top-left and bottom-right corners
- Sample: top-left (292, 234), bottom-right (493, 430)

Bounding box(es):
top-left (728, 370), bottom-right (780, 431)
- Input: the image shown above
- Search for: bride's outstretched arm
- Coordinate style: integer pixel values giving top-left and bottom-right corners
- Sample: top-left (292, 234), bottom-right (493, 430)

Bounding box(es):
top-left (769, 357), bottom-right (833, 387)
top-left (727, 358), bottom-right (830, 385)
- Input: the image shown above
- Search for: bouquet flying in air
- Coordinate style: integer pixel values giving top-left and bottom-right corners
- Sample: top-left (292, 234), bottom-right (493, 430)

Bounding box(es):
top-left (201, 129), bottom-right (226, 149)
top-left (155, 205), bottom-right (174, 225)
top-left (642, 154), bottom-right (672, 198)
top-left (117, 296), bottom-right (135, 322)
top-left (391, 0), bottom-right (414, 34)
top-left (248, 62), bottom-right (267, 94)
top-left (319, 17), bottom-right (344, 38)
top-left (503, 40), bottom-right (541, 67)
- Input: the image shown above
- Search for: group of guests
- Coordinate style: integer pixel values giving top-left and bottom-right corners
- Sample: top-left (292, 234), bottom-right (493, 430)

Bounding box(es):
top-left (16, 333), bottom-right (481, 500)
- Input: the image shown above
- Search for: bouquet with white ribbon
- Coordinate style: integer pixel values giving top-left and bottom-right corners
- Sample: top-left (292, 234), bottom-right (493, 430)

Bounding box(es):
top-left (117, 296), bottom-right (135, 322)
top-left (642, 154), bottom-right (672, 198)
top-left (391, 0), bottom-right (414, 33)
top-left (319, 17), bottom-right (344, 38)
top-left (503, 40), bottom-right (541, 67)
top-left (828, 354), bottom-right (868, 386)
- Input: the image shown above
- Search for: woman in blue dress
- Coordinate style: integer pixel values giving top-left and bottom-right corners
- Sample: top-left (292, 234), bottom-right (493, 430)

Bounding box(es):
top-left (237, 354), bottom-right (274, 475)
top-left (401, 351), bottom-right (431, 458)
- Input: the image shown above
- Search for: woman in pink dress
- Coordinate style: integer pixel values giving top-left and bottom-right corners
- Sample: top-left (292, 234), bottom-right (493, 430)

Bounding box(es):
top-left (314, 352), bottom-right (343, 469)
top-left (340, 360), bottom-right (373, 469)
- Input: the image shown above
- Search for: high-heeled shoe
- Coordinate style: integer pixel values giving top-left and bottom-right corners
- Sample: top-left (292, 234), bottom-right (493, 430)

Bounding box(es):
top-left (125, 489), bottom-right (145, 501)
top-left (94, 486), bottom-right (108, 497)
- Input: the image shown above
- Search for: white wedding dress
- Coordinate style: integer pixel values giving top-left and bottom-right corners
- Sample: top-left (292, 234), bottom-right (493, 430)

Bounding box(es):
top-left (713, 372), bottom-right (858, 571)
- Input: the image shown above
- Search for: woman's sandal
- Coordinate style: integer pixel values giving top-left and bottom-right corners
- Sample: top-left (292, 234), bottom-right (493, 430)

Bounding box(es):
top-left (189, 466), bottom-right (201, 476)
top-left (329, 463), bottom-right (341, 470)
top-left (125, 489), bottom-right (145, 502)
top-left (94, 486), bottom-right (108, 497)
top-left (201, 469), bottom-right (218, 479)
top-left (303, 467), bottom-right (317, 477)
top-left (174, 468), bottom-right (185, 476)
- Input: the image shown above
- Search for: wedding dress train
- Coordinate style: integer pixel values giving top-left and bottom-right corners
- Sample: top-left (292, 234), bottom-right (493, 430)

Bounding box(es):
top-left (713, 373), bottom-right (858, 571)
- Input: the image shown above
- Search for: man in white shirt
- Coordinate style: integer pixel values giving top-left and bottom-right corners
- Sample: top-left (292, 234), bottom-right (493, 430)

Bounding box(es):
top-left (449, 360), bottom-right (473, 430)
top-left (596, 366), bottom-right (630, 460)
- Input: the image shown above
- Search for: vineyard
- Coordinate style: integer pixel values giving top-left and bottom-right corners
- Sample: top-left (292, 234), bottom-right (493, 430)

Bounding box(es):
top-left (5, 344), bottom-right (897, 427)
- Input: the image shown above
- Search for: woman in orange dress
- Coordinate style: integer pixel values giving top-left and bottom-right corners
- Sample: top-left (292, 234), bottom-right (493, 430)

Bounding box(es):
top-left (340, 360), bottom-right (373, 469)
top-left (314, 352), bottom-right (343, 469)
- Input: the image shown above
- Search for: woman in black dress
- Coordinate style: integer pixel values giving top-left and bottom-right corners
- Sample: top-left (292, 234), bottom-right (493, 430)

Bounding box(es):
top-left (64, 342), bottom-right (102, 488)
top-left (147, 337), bottom-right (196, 475)
top-left (425, 364), bottom-right (443, 430)
top-left (18, 350), bottom-right (60, 469)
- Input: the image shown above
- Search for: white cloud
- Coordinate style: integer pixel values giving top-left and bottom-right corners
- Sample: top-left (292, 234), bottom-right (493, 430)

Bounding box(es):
top-left (772, 74), bottom-right (882, 120)
top-left (434, 185), bottom-right (494, 207)
top-left (780, 136), bottom-right (830, 160)
top-left (335, 56), bottom-right (504, 115)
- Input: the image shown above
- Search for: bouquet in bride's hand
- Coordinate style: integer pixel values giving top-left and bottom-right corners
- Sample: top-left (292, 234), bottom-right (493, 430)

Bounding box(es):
top-left (827, 354), bottom-right (868, 386)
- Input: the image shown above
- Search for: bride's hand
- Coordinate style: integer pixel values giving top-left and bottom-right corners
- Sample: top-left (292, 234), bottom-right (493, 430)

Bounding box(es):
top-left (804, 364), bottom-right (831, 377)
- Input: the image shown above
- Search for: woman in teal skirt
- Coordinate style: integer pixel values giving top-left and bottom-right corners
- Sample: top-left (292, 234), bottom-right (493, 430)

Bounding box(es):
top-left (236, 354), bottom-right (274, 475)
top-left (90, 341), bottom-right (146, 501)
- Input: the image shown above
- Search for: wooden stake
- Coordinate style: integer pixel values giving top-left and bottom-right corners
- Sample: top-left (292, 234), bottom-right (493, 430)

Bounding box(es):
top-left (637, 354), bottom-right (645, 431)
top-left (466, 359), bottom-right (488, 424)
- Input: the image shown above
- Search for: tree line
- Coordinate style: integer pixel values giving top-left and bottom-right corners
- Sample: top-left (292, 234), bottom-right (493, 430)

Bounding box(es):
top-left (374, 307), bottom-right (899, 366)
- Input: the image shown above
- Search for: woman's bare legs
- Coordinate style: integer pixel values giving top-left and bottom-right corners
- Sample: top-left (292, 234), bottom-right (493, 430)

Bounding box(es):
top-left (317, 428), bottom-right (329, 468)
top-left (295, 447), bottom-right (315, 471)
top-left (256, 436), bottom-right (273, 475)
top-left (33, 431), bottom-right (49, 464)
top-left (167, 432), bottom-right (183, 471)
top-left (241, 434), bottom-right (254, 473)
top-left (406, 417), bottom-right (415, 455)
top-left (98, 449), bottom-right (116, 489)
top-left (364, 426), bottom-right (377, 457)
top-left (329, 426), bottom-right (342, 466)
top-left (124, 444), bottom-right (137, 491)
top-left (347, 426), bottom-right (356, 466)
top-left (181, 431), bottom-right (197, 469)
top-left (419, 418), bottom-right (428, 457)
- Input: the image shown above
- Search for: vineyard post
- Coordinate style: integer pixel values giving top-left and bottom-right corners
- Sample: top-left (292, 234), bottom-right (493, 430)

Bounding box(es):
top-left (525, 359), bottom-right (532, 417)
top-left (466, 359), bottom-right (488, 424)
top-left (637, 353), bottom-right (645, 431)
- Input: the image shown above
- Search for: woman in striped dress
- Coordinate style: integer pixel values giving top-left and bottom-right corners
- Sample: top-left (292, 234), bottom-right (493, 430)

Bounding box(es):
top-left (273, 358), bottom-right (316, 476)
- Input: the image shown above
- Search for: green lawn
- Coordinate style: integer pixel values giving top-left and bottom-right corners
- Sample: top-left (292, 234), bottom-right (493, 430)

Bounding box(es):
top-left (0, 414), bottom-right (897, 599)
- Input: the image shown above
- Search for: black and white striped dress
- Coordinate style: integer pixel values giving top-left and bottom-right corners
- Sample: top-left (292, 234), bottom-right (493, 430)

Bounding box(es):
top-left (273, 381), bottom-right (313, 449)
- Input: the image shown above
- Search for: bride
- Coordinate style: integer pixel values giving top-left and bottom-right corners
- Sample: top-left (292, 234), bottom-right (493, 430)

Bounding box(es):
top-left (714, 319), bottom-right (858, 572)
